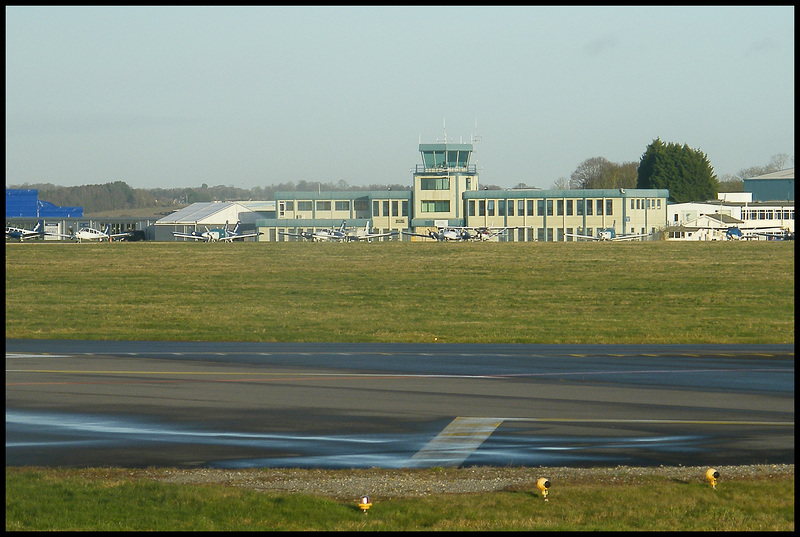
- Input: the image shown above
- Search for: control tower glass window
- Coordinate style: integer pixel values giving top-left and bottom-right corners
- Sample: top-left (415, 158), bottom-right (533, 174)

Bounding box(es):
top-left (421, 177), bottom-right (450, 190)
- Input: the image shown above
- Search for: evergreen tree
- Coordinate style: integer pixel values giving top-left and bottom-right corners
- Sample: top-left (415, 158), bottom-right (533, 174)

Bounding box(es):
top-left (637, 138), bottom-right (718, 203)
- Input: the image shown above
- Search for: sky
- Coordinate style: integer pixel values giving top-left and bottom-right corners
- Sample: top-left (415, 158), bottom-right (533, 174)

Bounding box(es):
top-left (5, 6), bottom-right (795, 191)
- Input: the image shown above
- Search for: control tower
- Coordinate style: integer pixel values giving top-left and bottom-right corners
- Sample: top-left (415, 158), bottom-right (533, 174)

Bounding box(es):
top-left (411, 141), bottom-right (479, 229)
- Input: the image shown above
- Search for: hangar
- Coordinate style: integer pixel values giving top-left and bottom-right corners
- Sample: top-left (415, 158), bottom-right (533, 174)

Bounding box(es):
top-left (154, 201), bottom-right (273, 241)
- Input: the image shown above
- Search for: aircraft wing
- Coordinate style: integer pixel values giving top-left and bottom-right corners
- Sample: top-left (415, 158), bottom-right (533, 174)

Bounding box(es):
top-left (222, 231), bottom-right (263, 241)
top-left (173, 232), bottom-right (208, 241)
top-left (564, 233), bottom-right (599, 241)
top-left (44, 231), bottom-right (76, 239)
top-left (401, 230), bottom-right (437, 239)
top-left (109, 232), bottom-right (133, 239)
top-left (610, 233), bottom-right (651, 241)
top-left (349, 231), bottom-right (399, 241)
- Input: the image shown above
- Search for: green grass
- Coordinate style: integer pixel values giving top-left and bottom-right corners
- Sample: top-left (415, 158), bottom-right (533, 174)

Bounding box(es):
top-left (5, 240), bottom-right (794, 530)
top-left (5, 467), bottom-right (794, 531)
top-left (4, 241), bottom-right (794, 343)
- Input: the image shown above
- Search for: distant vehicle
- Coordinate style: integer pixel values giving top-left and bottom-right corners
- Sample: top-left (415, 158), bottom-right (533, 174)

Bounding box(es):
top-left (47, 224), bottom-right (132, 243)
top-left (566, 228), bottom-right (652, 241)
top-left (173, 221), bottom-right (262, 242)
top-left (5, 220), bottom-right (44, 241)
top-left (280, 221), bottom-right (396, 242)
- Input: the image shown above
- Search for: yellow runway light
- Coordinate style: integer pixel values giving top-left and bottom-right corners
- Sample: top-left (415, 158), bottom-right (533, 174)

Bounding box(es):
top-left (537, 477), bottom-right (551, 501)
top-left (358, 495), bottom-right (372, 513)
top-left (706, 468), bottom-right (719, 489)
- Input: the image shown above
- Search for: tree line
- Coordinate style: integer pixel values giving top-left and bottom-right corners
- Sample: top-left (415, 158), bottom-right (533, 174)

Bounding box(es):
top-left (9, 144), bottom-right (791, 213)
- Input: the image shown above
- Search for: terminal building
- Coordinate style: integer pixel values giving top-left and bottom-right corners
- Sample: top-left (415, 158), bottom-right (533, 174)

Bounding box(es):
top-left (256, 140), bottom-right (670, 241)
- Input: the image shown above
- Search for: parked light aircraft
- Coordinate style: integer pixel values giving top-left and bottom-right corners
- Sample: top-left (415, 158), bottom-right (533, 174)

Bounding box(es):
top-left (565, 228), bottom-right (652, 241)
top-left (173, 221), bottom-right (262, 242)
top-left (752, 229), bottom-right (795, 241)
top-left (280, 221), bottom-right (396, 242)
top-left (402, 227), bottom-right (472, 241)
top-left (47, 224), bottom-right (133, 243)
top-left (462, 226), bottom-right (515, 241)
top-left (6, 220), bottom-right (44, 241)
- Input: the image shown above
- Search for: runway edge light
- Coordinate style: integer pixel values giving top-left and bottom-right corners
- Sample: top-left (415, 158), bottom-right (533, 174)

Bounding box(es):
top-left (537, 477), bottom-right (551, 501)
top-left (358, 495), bottom-right (372, 514)
top-left (706, 468), bottom-right (720, 489)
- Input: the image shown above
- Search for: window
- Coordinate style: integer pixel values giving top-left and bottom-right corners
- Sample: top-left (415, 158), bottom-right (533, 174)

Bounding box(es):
top-left (392, 201), bottom-right (398, 217)
top-left (421, 200), bottom-right (450, 212)
top-left (316, 201), bottom-right (331, 211)
top-left (488, 200), bottom-right (495, 217)
top-left (586, 199), bottom-right (593, 216)
top-left (354, 200), bottom-right (369, 212)
top-left (335, 201), bottom-right (350, 211)
top-left (547, 199), bottom-right (554, 216)
top-left (479, 200), bottom-right (486, 217)
top-left (537, 228), bottom-right (546, 241)
top-left (498, 200), bottom-right (506, 217)
top-left (402, 200), bottom-right (409, 217)
top-left (566, 200), bottom-right (573, 216)
top-left (527, 200), bottom-right (534, 216)
top-left (577, 200), bottom-right (584, 216)
top-left (596, 199), bottom-right (603, 215)
top-left (556, 200), bottom-right (564, 216)
top-left (507, 200), bottom-right (514, 216)
top-left (297, 201), bottom-right (313, 211)
top-left (518, 200), bottom-right (524, 215)
top-left (383, 201), bottom-right (389, 216)
top-left (606, 199), bottom-right (613, 216)
top-left (285, 201), bottom-right (294, 211)
top-left (420, 177), bottom-right (450, 190)
top-left (537, 200), bottom-right (545, 216)
top-left (468, 200), bottom-right (475, 216)
top-left (373, 200), bottom-right (380, 216)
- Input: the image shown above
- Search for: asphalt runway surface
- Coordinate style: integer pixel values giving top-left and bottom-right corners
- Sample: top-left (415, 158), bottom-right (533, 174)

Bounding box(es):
top-left (6, 340), bottom-right (794, 469)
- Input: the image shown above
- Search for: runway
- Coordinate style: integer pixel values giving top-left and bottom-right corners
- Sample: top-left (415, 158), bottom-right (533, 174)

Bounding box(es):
top-left (5, 340), bottom-right (794, 469)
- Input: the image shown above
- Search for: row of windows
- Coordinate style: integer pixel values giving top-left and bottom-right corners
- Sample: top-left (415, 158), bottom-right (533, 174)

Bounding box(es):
top-left (743, 210), bottom-right (794, 220)
top-left (467, 198), bottom-right (661, 217)
top-left (373, 200), bottom-right (409, 218)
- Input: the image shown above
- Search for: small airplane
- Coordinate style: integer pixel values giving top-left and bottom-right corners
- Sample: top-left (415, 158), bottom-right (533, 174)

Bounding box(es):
top-left (566, 228), bottom-right (651, 241)
top-left (280, 221), bottom-right (396, 242)
top-left (402, 227), bottom-right (473, 241)
top-left (461, 226), bottom-right (514, 241)
top-left (47, 224), bottom-right (132, 243)
top-left (752, 229), bottom-right (795, 241)
top-left (6, 220), bottom-right (45, 241)
top-left (173, 221), bottom-right (262, 242)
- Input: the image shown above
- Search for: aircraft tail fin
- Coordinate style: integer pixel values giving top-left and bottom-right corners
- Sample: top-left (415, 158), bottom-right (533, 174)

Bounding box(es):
top-left (339, 220), bottom-right (347, 233)
top-left (232, 221), bottom-right (241, 235)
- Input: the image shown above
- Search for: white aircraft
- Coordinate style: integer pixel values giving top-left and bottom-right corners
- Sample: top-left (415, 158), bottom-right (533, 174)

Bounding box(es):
top-left (6, 220), bottom-right (44, 241)
top-left (565, 228), bottom-right (652, 241)
top-left (460, 226), bottom-right (515, 241)
top-left (173, 221), bottom-right (262, 242)
top-left (280, 221), bottom-right (396, 242)
top-left (402, 227), bottom-right (472, 241)
top-left (47, 224), bottom-right (133, 243)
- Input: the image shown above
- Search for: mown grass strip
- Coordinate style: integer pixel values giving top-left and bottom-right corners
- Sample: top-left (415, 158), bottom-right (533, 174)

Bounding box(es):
top-left (5, 241), bottom-right (794, 343)
top-left (5, 468), bottom-right (794, 531)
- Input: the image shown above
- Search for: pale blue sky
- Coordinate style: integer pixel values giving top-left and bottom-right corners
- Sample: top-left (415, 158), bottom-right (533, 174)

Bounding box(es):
top-left (5, 6), bottom-right (794, 190)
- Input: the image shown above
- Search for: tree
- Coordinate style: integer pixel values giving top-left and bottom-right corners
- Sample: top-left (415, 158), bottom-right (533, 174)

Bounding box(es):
top-left (570, 157), bottom-right (638, 190)
top-left (637, 139), bottom-right (718, 203)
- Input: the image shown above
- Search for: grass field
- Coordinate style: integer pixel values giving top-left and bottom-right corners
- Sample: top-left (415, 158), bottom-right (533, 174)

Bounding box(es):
top-left (5, 240), bottom-right (794, 530)
top-left (4, 240), bottom-right (795, 343)
top-left (5, 467), bottom-right (795, 531)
